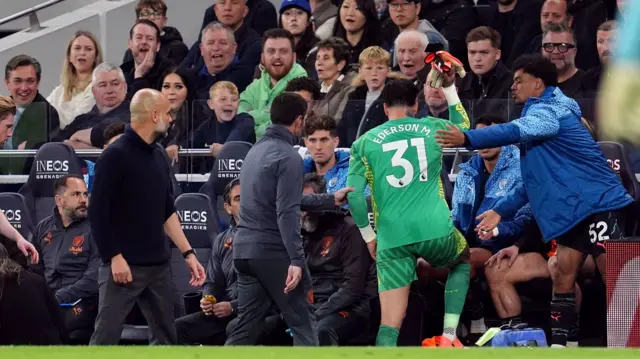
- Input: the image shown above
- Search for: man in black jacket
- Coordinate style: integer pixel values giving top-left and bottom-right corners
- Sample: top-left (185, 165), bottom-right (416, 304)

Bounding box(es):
top-left (31, 174), bottom-right (99, 341)
top-left (89, 89), bottom-right (205, 345)
top-left (121, 20), bottom-right (173, 99)
top-left (225, 92), bottom-right (351, 346)
top-left (175, 179), bottom-right (240, 344)
top-left (302, 174), bottom-right (376, 346)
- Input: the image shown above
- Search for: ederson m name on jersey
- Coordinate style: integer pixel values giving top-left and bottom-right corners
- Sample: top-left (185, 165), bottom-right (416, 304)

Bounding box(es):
top-left (371, 124), bottom-right (432, 144)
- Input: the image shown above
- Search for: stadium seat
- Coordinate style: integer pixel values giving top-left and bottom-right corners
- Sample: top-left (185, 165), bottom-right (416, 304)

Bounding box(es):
top-left (18, 143), bottom-right (85, 223)
top-left (0, 192), bottom-right (35, 241)
top-left (172, 193), bottom-right (217, 317)
top-left (440, 167), bottom-right (454, 209)
top-left (200, 141), bottom-right (252, 229)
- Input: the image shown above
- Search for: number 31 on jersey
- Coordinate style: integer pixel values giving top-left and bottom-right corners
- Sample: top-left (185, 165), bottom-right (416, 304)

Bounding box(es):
top-left (382, 138), bottom-right (428, 188)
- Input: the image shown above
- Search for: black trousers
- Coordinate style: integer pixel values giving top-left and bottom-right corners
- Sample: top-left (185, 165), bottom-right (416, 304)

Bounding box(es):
top-left (317, 311), bottom-right (370, 346)
top-left (89, 263), bottom-right (177, 345)
top-left (225, 258), bottom-right (318, 346)
top-left (175, 311), bottom-right (232, 345)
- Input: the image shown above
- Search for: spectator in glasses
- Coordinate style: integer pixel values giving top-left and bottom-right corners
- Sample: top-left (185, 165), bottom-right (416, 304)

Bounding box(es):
top-left (541, 23), bottom-right (587, 100)
top-left (122, 0), bottom-right (188, 67)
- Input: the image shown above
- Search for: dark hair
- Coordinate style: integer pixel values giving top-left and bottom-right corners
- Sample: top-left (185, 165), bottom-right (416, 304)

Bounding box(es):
top-left (53, 174), bottom-right (85, 196)
top-left (284, 77), bottom-right (321, 101)
top-left (160, 67), bottom-right (195, 122)
top-left (475, 115), bottom-right (506, 128)
top-left (512, 54), bottom-right (558, 88)
top-left (316, 37), bottom-right (351, 74)
top-left (303, 173), bottom-right (327, 194)
top-left (381, 79), bottom-right (419, 107)
top-left (135, 0), bottom-right (168, 17)
top-left (129, 19), bottom-right (161, 41)
top-left (103, 122), bottom-right (126, 145)
top-left (304, 115), bottom-right (337, 137)
top-left (262, 28), bottom-right (296, 54)
top-left (0, 243), bottom-right (23, 301)
top-left (271, 92), bottom-right (308, 126)
top-left (223, 178), bottom-right (240, 205)
top-left (278, 9), bottom-right (319, 63)
top-left (5, 54), bottom-right (42, 81)
top-left (466, 26), bottom-right (501, 49)
top-left (333, 0), bottom-right (382, 53)
top-left (542, 23), bottom-right (576, 45)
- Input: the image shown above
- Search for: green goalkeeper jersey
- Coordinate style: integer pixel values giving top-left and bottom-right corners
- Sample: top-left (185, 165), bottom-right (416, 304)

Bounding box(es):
top-left (347, 103), bottom-right (470, 250)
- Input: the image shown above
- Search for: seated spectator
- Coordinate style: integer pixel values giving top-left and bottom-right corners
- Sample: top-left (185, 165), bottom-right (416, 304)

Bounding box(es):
top-left (62, 63), bottom-right (130, 149)
top-left (30, 175), bottom-right (98, 342)
top-left (301, 174), bottom-right (376, 345)
top-left (121, 20), bottom-right (173, 98)
top-left (330, 0), bottom-right (386, 70)
top-left (381, 0), bottom-right (448, 66)
top-left (239, 28), bottom-right (307, 138)
top-left (568, 0), bottom-right (609, 71)
top-left (526, 0), bottom-right (574, 56)
top-left (193, 22), bottom-right (255, 98)
top-left (394, 30), bottom-right (429, 89)
top-left (457, 26), bottom-right (514, 123)
top-left (284, 76), bottom-right (322, 119)
top-left (47, 31), bottom-right (103, 129)
top-left (198, 0), bottom-right (277, 37)
top-left (481, 0), bottom-right (543, 67)
top-left (170, 81), bottom-right (255, 171)
top-left (159, 67), bottom-right (196, 149)
top-left (280, 0), bottom-right (319, 74)
top-left (122, 0), bottom-right (189, 67)
top-left (183, 0), bottom-right (262, 72)
top-left (83, 123), bottom-right (126, 192)
top-left (3, 54), bottom-right (60, 150)
top-left (451, 115), bottom-right (533, 338)
top-left (339, 46), bottom-right (402, 147)
top-left (0, 243), bottom-right (67, 345)
top-left (313, 37), bottom-right (353, 121)
top-left (310, 0), bottom-right (338, 40)
top-left (175, 179), bottom-right (240, 345)
top-left (303, 116), bottom-right (351, 194)
top-left (584, 20), bottom-right (615, 93)
top-left (418, 0), bottom-right (476, 66)
top-left (541, 23), bottom-right (587, 99)
top-left (0, 96), bottom-right (15, 149)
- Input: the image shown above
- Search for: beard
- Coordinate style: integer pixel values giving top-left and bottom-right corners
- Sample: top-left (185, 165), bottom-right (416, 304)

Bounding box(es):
top-left (497, 0), bottom-right (516, 5)
top-left (69, 206), bottom-right (88, 221)
top-left (301, 214), bottom-right (320, 233)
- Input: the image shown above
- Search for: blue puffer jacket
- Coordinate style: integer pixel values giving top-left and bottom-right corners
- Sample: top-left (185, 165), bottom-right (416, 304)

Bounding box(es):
top-left (452, 145), bottom-right (533, 252)
top-left (465, 87), bottom-right (632, 241)
top-left (303, 151), bottom-right (351, 194)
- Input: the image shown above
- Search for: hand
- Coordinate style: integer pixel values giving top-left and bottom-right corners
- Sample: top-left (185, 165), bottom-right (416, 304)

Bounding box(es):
top-left (427, 50), bottom-right (465, 88)
top-left (111, 254), bottom-right (132, 284)
top-left (166, 145), bottom-right (179, 164)
top-left (366, 239), bottom-right (377, 261)
top-left (333, 187), bottom-right (355, 206)
top-left (485, 245), bottom-right (520, 269)
top-left (200, 298), bottom-right (214, 315)
top-left (284, 265), bottom-right (302, 294)
top-left (210, 143), bottom-right (223, 157)
top-left (186, 254), bottom-right (205, 287)
top-left (435, 124), bottom-right (466, 147)
top-left (212, 301), bottom-right (233, 318)
top-left (476, 226), bottom-right (495, 241)
top-left (135, 50), bottom-right (155, 78)
top-left (475, 210), bottom-right (502, 233)
top-left (440, 68), bottom-right (457, 88)
top-left (16, 237), bottom-right (39, 264)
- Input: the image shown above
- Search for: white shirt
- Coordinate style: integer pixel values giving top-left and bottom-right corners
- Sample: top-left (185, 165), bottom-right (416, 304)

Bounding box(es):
top-left (320, 74), bottom-right (345, 94)
top-left (47, 83), bottom-right (95, 129)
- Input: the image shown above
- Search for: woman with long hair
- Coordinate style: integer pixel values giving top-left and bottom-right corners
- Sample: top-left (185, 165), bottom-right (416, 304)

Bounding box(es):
top-left (332, 0), bottom-right (385, 70)
top-left (279, 0), bottom-right (320, 74)
top-left (161, 67), bottom-right (196, 161)
top-left (47, 30), bottom-right (104, 129)
top-left (0, 243), bottom-right (67, 344)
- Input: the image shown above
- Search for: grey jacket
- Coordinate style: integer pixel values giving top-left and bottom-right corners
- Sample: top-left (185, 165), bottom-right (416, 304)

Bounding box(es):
top-left (234, 125), bottom-right (335, 267)
top-left (203, 223), bottom-right (238, 312)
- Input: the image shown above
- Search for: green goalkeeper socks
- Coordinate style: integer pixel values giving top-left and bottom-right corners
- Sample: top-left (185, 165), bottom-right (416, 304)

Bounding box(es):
top-left (443, 262), bottom-right (471, 336)
top-left (376, 325), bottom-right (400, 347)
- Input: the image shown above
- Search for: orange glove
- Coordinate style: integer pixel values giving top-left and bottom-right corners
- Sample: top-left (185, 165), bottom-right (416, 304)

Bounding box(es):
top-left (425, 50), bottom-right (466, 88)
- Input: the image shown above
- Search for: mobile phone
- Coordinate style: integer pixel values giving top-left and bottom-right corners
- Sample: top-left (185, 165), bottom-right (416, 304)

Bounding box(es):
top-left (203, 295), bottom-right (217, 304)
top-left (60, 298), bottom-right (82, 307)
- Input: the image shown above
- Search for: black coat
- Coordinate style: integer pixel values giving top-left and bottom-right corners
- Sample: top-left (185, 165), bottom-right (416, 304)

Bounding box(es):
top-left (121, 55), bottom-right (174, 99)
top-left (338, 81), bottom-right (389, 148)
top-left (198, 0), bottom-right (277, 37)
top-left (203, 225), bottom-right (238, 312)
top-left (457, 60), bottom-right (516, 123)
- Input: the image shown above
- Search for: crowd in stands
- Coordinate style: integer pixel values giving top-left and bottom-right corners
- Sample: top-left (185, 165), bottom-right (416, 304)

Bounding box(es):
top-left (0, 0), bottom-right (630, 347)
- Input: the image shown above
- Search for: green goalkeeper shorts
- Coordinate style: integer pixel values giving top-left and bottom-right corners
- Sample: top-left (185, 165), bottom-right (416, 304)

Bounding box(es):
top-left (376, 229), bottom-right (467, 292)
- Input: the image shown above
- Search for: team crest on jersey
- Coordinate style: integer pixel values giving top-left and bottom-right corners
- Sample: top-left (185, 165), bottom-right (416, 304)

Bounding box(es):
top-left (329, 177), bottom-right (337, 187)
top-left (321, 236), bottom-right (334, 257)
top-left (43, 232), bottom-right (52, 245)
top-left (69, 236), bottom-right (85, 255)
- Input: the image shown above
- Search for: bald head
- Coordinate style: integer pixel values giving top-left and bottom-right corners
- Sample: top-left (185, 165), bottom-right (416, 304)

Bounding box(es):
top-left (129, 88), bottom-right (174, 142)
top-left (541, 0), bottom-right (572, 28)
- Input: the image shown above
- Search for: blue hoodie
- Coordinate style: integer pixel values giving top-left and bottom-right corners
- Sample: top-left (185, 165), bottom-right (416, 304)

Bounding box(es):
top-left (303, 150), bottom-right (352, 194)
top-left (465, 87), bottom-right (632, 241)
top-left (452, 145), bottom-right (533, 252)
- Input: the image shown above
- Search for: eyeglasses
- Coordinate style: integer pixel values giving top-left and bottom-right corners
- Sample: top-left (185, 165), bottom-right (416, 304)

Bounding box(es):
top-left (139, 10), bottom-right (165, 18)
top-left (542, 42), bottom-right (576, 53)
top-left (389, 1), bottom-right (414, 10)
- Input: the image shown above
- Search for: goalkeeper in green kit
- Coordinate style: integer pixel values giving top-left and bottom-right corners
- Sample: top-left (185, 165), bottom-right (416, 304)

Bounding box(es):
top-left (347, 55), bottom-right (471, 347)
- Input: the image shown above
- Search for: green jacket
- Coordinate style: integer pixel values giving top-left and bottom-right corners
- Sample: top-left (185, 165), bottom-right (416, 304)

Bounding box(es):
top-left (238, 63), bottom-right (307, 139)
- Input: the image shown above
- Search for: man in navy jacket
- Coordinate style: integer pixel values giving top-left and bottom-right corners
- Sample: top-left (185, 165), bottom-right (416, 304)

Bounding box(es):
top-left (436, 54), bottom-right (632, 347)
